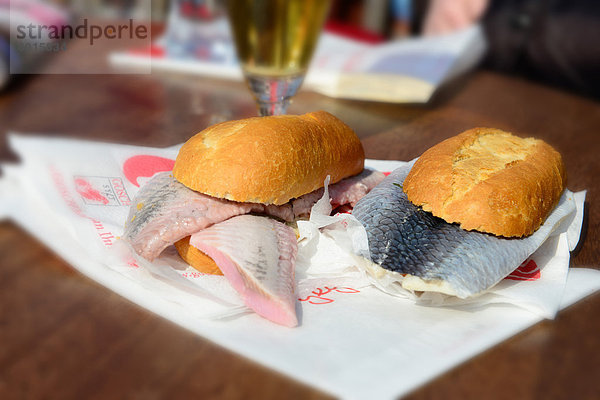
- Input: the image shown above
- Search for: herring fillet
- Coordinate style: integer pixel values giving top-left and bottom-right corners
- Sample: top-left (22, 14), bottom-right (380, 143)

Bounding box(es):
top-left (189, 215), bottom-right (298, 327)
top-left (353, 164), bottom-right (550, 298)
top-left (123, 172), bottom-right (262, 260)
top-left (328, 168), bottom-right (386, 207)
top-left (290, 169), bottom-right (385, 216)
top-left (124, 170), bottom-right (384, 261)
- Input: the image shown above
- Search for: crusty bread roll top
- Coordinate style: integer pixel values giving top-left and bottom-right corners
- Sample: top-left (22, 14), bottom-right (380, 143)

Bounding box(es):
top-left (173, 111), bottom-right (365, 205)
top-left (403, 128), bottom-right (566, 237)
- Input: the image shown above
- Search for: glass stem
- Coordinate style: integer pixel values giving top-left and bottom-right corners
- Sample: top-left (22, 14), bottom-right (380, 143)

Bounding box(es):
top-left (245, 73), bottom-right (305, 116)
top-left (258, 99), bottom-right (290, 117)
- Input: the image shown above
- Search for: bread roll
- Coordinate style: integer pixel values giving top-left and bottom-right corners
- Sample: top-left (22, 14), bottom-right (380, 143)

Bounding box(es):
top-left (403, 128), bottom-right (566, 237)
top-left (174, 236), bottom-right (223, 275)
top-left (173, 111), bottom-right (365, 205)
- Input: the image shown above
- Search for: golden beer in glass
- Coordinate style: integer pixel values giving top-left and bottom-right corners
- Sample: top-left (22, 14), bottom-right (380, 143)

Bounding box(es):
top-left (226, 0), bottom-right (331, 115)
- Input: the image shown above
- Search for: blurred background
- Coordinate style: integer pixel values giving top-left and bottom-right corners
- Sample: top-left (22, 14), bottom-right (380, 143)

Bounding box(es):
top-left (2, 0), bottom-right (598, 98)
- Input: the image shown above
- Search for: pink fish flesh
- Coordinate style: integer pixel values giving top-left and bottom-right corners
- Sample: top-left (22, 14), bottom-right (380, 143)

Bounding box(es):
top-left (124, 170), bottom-right (384, 260)
top-left (290, 168), bottom-right (386, 216)
top-left (189, 215), bottom-right (298, 327)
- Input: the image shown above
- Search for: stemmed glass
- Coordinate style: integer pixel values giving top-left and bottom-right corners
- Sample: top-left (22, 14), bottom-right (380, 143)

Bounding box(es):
top-left (225, 0), bottom-right (331, 116)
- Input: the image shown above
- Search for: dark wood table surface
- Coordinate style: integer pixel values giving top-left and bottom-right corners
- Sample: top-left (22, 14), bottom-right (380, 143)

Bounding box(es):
top-left (1, 35), bottom-right (599, 400)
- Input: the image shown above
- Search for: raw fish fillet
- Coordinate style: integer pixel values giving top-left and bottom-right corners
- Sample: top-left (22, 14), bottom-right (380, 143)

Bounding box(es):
top-left (353, 163), bottom-right (565, 298)
top-left (189, 215), bottom-right (298, 327)
top-left (329, 168), bottom-right (386, 207)
top-left (124, 170), bottom-right (384, 260)
top-left (123, 172), bottom-right (263, 260)
top-left (290, 169), bottom-right (385, 215)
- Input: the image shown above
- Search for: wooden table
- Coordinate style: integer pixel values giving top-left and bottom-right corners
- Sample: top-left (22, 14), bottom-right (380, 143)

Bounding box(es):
top-left (1, 37), bottom-right (599, 399)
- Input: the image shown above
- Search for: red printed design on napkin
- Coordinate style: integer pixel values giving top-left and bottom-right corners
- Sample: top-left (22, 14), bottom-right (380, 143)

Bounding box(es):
top-left (123, 155), bottom-right (175, 187)
top-left (75, 177), bottom-right (109, 205)
top-left (50, 167), bottom-right (116, 247)
top-left (299, 286), bottom-right (360, 305)
top-left (74, 176), bottom-right (131, 206)
top-left (505, 259), bottom-right (541, 281)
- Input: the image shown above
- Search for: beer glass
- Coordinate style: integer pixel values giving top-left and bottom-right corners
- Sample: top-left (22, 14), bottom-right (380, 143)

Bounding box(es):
top-left (226, 0), bottom-right (331, 116)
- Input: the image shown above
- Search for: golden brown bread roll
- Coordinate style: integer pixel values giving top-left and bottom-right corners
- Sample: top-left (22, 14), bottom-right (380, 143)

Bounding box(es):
top-left (174, 236), bottom-right (223, 275)
top-left (403, 127), bottom-right (566, 237)
top-left (173, 111), bottom-right (365, 205)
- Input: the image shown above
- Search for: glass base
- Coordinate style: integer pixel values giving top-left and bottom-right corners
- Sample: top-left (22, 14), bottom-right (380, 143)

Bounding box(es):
top-left (245, 73), bottom-right (305, 116)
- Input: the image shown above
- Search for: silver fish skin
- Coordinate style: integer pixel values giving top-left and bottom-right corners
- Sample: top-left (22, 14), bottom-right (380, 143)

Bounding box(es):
top-left (123, 172), bottom-right (263, 261)
top-left (352, 164), bottom-right (545, 298)
top-left (189, 215), bottom-right (298, 327)
top-left (124, 170), bottom-right (384, 261)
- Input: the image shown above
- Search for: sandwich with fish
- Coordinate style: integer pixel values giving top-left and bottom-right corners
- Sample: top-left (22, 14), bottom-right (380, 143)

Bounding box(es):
top-left (123, 111), bottom-right (385, 327)
top-left (353, 127), bottom-right (567, 298)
